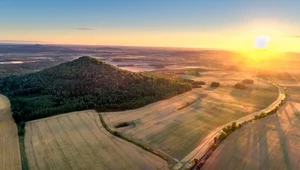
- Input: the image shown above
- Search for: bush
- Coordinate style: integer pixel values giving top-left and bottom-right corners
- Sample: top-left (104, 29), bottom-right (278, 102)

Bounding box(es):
top-left (211, 82), bottom-right (220, 88)
top-left (219, 131), bottom-right (227, 141)
top-left (259, 112), bottom-right (267, 118)
top-left (234, 83), bottom-right (248, 90)
top-left (18, 128), bottom-right (25, 136)
top-left (17, 121), bottom-right (26, 136)
top-left (242, 79), bottom-right (254, 84)
top-left (214, 137), bottom-right (218, 143)
top-left (231, 122), bottom-right (237, 131)
top-left (115, 122), bottom-right (131, 128)
top-left (222, 127), bottom-right (229, 133)
top-left (189, 80), bottom-right (205, 88)
top-left (113, 131), bottom-right (121, 136)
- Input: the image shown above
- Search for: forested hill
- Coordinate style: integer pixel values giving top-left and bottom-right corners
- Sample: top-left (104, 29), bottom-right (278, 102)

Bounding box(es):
top-left (0, 56), bottom-right (191, 122)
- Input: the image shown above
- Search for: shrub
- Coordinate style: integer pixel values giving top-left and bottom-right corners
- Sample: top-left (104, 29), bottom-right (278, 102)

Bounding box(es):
top-left (113, 131), bottom-right (121, 136)
top-left (234, 83), bottom-right (248, 90)
top-left (17, 121), bottom-right (26, 136)
top-left (214, 137), bottom-right (218, 143)
top-left (259, 112), bottom-right (267, 118)
top-left (211, 82), bottom-right (220, 88)
top-left (227, 125), bottom-right (231, 130)
top-left (219, 132), bottom-right (227, 141)
top-left (231, 122), bottom-right (237, 131)
top-left (115, 122), bottom-right (131, 128)
top-left (222, 127), bottom-right (229, 133)
top-left (242, 79), bottom-right (254, 84)
top-left (187, 80), bottom-right (205, 88)
top-left (18, 128), bottom-right (25, 136)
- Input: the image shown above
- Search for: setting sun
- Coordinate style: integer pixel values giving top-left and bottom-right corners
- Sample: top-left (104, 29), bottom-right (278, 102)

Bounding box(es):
top-left (254, 36), bottom-right (270, 49)
top-left (2, 1), bottom-right (300, 170)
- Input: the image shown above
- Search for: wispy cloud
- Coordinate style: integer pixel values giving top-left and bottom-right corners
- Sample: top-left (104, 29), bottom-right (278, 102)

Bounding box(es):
top-left (0, 40), bottom-right (45, 43)
top-left (75, 27), bottom-right (95, 31)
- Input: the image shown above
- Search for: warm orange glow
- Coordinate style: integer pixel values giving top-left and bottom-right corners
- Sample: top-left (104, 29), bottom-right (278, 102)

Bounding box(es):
top-left (1, 19), bottom-right (299, 52)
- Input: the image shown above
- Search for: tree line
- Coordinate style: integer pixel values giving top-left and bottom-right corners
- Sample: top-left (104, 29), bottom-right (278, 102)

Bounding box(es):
top-left (0, 56), bottom-right (192, 123)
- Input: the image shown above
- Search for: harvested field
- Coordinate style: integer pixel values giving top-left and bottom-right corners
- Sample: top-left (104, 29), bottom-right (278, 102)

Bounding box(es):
top-left (0, 94), bottom-right (21, 170)
top-left (25, 110), bottom-right (167, 170)
top-left (102, 75), bottom-right (279, 163)
top-left (202, 101), bottom-right (300, 170)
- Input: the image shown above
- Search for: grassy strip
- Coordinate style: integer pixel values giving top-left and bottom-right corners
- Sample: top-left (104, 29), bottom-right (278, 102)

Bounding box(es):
top-left (192, 84), bottom-right (287, 169)
top-left (98, 113), bottom-right (172, 164)
top-left (178, 99), bottom-right (198, 111)
top-left (17, 123), bottom-right (29, 170)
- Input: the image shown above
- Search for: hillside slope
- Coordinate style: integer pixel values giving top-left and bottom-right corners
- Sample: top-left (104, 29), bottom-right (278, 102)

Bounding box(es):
top-left (0, 56), bottom-right (191, 122)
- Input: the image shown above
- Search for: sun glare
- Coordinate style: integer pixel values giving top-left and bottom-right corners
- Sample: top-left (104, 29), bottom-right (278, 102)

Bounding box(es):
top-left (254, 35), bottom-right (270, 49)
top-left (236, 35), bottom-right (285, 69)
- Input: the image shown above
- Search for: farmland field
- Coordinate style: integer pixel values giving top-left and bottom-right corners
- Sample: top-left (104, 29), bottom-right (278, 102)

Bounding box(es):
top-left (0, 94), bottom-right (21, 170)
top-left (102, 72), bottom-right (279, 165)
top-left (24, 110), bottom-right (167, 170)
top-left (202, 101), bottom-right (300, 170)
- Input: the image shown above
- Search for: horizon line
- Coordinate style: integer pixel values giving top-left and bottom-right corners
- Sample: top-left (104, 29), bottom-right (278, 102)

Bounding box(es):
top-left (0, 41), bottom-right (297, 53)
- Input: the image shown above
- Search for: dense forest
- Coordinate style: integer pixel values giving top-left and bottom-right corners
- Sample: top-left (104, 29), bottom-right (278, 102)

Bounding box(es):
top-left (0, 56), bottom-right (191, 122)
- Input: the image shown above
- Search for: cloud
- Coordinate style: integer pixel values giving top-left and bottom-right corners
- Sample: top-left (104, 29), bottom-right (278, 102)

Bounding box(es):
top-left (75, 27), bottom-right (95, 31)
top-left (0, 40), bottom-right (45, 43)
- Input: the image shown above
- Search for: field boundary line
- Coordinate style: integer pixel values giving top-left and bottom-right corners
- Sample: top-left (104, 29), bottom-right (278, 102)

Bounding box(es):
top-left (89, 112), bottom-right (166, 169)
top-left (91, 111), bottom-right (168, 169)
top-left (98, 112), bottom-right (176, 166)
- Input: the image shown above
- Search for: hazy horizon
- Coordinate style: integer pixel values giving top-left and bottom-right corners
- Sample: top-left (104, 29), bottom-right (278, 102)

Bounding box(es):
top-left (1, 0), bottom-right (300, 52)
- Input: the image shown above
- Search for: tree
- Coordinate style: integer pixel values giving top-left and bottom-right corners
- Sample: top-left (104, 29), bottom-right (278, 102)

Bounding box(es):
top-left (231, 122), bottom-right (237, 131)
top-left (234, 83), bottom-right (248, 90)
top-left (214, 137), bottom-right (218, 143)
top-left (219, 131), bottom-right (227, 141)
top-left (211, 82), bottom-right (220, 88)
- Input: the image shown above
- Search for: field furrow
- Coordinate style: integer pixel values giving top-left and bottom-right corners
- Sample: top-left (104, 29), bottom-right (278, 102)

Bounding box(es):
top-left (25, 111), bottom-right (167, 170)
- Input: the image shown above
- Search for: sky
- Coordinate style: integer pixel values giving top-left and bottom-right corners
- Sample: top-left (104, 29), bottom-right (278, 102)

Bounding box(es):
top-left (1, 0), bottom-right (300, 52)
